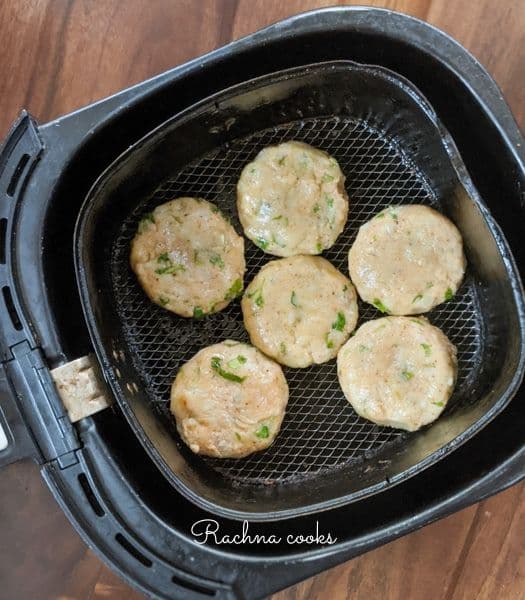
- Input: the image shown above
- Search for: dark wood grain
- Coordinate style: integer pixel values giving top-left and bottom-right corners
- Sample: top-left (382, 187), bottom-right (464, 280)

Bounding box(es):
top-left (0, 1), bottom-right (524, 599)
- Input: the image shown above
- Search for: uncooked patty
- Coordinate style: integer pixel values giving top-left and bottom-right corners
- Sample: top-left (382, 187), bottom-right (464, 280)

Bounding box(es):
top-left (237, 141), bottom-right (349, 256)
top-left (130, 197), bottom-right (245, 317)
top-left (242, 256), bottom-right (358, 368)
top-left (348, 205), bottom-right (466, 315)
top-left (170, 341), bottom-right (288, 458)
top-left (337, 316), bottom-right (457, 431)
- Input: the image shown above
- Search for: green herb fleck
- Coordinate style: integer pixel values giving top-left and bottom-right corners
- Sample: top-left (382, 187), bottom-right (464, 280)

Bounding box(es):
top-left (432, 401), bottom-right (444, 408)
top-left (445, 287), bottom-right (454, 301)
top-left (390, 210), bottom-right (399, 223)
top-left (247, 287), bottom-right (264, 308)
top-left (279, 342), bottom-right (287, 355)
top-left (343, 284), bottom-right (348, 292)
top-left (138, 212), bottom-right (155, 233)
top-left (373, 298), bottom-right (389, 314)
top-left (325, 332), bottom-right (334, 349)
top-left (326, 196), bottom-right (334, 208)
top-left (255, 425), bottom-right (269, 439)
top-left (225, 278), bottom-right (243, 301)
top-left (313, 204), bottom-right (320, 214)
top-left (375, 210), bottom-right (386, 219)
top-left (300, 153), bottom-right (309, 169)
top-left (291, 291), bottom-right (299, 307)
top-left (421, 343), bottom-right (432, 356)
top-left (401, 369), bottom-right (414, 381)
top-left (227, 355), bottom-right (247, 370)
top-left (412, 293), bottom-right (423, 304)
top-left (211, 205), bottom-right (220, 214)
top-left (209, 253), bottom-right (225, 269)
top-left (316, 242), bottom-right (323, 253)
top-left (272, 215), bottom-right (282, 220)
top-left (426, 281), bottom-right (434, 289)
top-left (155, 264), bottom-right (185, 275)
top-left (332, 312), bottom-right (346, 332)
top-left (410, 318), bottom-right (424, 325)
top-left (211, 356), bottom-right (246, 383)
top-left (359, 344), bottom-right (369, 352)
top-left (255, 238), bottom-right (269, 250)
top-left (235, 432), bottom-right (242, 441)
top-left (250, 167), bottom-right (256, 174)
top-left (158, 296), bottom-right (169, 306)
top-left (155, 253), bottom-right (186, 275)
top-left (271, 233), bottom-right (285, 248)
top-left (193, 306), bottom-right (205, 319)
top-left (322, 173), bottom-right (335, 183)
top-left (278, 156), bottom-right (286, 166)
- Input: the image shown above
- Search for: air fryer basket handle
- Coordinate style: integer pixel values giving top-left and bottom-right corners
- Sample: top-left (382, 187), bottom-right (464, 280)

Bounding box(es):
top-left (0, 111), bottom-right (44, 469)
top-left (0, 110), bottom-right (43, 355)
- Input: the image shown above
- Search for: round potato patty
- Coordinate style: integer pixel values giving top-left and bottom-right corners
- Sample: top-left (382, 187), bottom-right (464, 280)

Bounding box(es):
top-left (348, 205), bottom-right (466, 315)
top-left (237, 141), bottom-right (349, 256)
top-left (337, 316), bottom-right (457, 431)
top-left (170, 341), bottom-right (288, 458)
top-left (130, 197), bottom-right (245, 317)
top-left (242, 256), bottom-right (358, 368)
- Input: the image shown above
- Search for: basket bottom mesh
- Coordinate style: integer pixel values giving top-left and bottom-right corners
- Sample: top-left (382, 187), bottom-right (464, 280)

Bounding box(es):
top-left (111, 117), bottom-right (482, 484)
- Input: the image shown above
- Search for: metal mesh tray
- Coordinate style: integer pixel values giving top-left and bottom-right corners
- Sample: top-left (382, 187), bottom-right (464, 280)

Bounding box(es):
top-left (75, 62), bottom-right (525, 520)
top-left (112, 117), bottom-right (482, 483)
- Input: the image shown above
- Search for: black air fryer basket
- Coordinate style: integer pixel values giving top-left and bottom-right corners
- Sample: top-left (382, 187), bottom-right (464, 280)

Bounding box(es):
top-left (1, 8), bottom-right (524, 599)
top-left (76, 61), bottom-right (524, 520)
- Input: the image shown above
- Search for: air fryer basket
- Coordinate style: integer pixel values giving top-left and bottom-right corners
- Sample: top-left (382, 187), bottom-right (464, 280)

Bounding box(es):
top-left (75, 61), bottom-right (525, 520)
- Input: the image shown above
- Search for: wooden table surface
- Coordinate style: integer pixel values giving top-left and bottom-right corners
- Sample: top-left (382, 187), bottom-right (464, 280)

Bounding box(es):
top-left (0, 1), bottom-right (524, 599)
